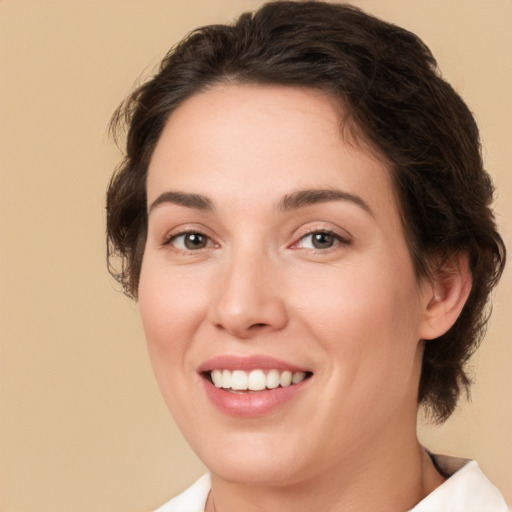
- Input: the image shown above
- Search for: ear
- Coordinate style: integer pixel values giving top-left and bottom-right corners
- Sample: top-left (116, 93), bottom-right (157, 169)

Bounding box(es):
top-left (419, 253), bottom-right (472, 341)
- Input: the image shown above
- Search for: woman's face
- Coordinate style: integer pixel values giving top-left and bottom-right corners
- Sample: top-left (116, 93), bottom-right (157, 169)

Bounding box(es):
top-left (139, 84), bottom-right (433, 486)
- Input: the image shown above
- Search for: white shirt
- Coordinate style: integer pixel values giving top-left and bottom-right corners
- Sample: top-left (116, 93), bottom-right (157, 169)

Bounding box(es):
top-left (154, 455), bottom-right (509, 512)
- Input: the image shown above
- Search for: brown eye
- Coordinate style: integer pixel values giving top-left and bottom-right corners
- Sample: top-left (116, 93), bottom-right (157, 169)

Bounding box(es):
top-left (168, 232), bottom-right (212, 250)
top-left (294, 230), bottom-right (348, 251)
top-left (184, 233), bottom-right (207, 249)
top-left (311, 232), bottom-right (336, 249)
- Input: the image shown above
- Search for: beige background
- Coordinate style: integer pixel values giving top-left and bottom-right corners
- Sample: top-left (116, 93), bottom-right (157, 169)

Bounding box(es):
top-left (0, 1), bottom-right (510, 511)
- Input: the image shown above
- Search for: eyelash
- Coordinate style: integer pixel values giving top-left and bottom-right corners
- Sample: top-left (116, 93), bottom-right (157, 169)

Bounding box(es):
top-left (291, 229), bottom-right (350, 252)
top-left (162, 228), bottom-right (350, 253)
top-left (163, 230), bottom-right (216, 251)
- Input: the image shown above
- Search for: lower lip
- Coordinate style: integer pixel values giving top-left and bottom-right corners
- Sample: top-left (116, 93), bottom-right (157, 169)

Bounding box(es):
top-left (201, 377), bottom-right (310, 417)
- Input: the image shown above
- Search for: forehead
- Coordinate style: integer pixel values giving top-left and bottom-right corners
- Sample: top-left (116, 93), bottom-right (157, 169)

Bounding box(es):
top-left (147, 84), bottom-right (396, 219)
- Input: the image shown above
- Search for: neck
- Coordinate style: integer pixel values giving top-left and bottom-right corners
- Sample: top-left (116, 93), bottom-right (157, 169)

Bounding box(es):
top-left (206, 421), bottom-right (445, 512)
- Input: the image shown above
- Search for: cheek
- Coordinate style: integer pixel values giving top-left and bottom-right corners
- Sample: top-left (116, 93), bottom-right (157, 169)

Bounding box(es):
top-left (138, 258), bottom-right (208, 382)
top-left (296, 261), bottom-right (419, 332)
top-left (291, 262), bottom-right (423, 386)
top-left (137, 260), bottom-right (214, 433)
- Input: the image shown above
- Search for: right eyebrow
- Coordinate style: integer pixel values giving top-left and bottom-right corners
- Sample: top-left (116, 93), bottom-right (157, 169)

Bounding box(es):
top-left (148, 191), bottom-right (214, 214)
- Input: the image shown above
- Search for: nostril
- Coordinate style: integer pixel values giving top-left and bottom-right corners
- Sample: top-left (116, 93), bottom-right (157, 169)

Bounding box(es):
top-left (250, 322), bottom-right (269, 329)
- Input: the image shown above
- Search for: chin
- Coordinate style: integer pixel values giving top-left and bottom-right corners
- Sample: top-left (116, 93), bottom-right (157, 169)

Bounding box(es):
top-left (190, 427), bottom-right (318, 487)
top-left (209, 457), bottom-right (304, 487)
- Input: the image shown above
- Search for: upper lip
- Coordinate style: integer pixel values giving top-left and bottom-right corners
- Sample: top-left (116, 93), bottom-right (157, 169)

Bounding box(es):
top-left (197, 354), bottom-right (311, 373)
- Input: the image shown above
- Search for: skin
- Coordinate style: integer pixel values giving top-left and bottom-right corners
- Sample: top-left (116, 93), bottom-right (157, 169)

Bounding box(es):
top-left (139, 84), bottom-right (470, 512)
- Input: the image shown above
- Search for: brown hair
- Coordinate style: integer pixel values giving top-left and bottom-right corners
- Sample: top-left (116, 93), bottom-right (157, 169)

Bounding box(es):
top-left (107, 1), bottom-right (505, 422)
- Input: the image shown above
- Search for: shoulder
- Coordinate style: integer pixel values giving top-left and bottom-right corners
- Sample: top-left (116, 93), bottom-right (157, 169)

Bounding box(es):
top-left (153, 474), bottom-right (211, 512)
top-left (410, 454), bottom-right (509, 512)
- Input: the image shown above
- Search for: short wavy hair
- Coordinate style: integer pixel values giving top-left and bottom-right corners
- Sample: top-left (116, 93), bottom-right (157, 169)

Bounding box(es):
top-left (107, 1), bottom-right (505, 422)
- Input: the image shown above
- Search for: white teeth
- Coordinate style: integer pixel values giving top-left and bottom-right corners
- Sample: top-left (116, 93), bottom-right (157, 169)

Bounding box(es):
top-left (280, 370), bottom-right (292, 387)
top-left (210, 369), bottom-right (309, 391)
top-left (266, 369), bottom-right (280, 389)
top-left (222, 369), bottom-right (231, 388)
top-left (231, 370), bottom-right (247, 390)
top-left (292, 371), bottom-right (306, 384)
top-left (211, 369), bottom-right (223, 388)
top-left (248, 369), bottom-right (266, 391)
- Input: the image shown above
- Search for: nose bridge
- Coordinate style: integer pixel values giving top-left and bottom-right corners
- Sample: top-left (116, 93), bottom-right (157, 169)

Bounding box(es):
top-left (209, 242), bottom-right (287, 337)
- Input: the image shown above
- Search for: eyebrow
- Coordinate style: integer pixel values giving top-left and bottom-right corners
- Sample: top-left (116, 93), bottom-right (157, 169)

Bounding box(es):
top-left (278, 188), bottom-right (373, 216)
top-left (148, 191), bottom-right (214, 214)
top-left (147, 188), bottom-right (373, 216)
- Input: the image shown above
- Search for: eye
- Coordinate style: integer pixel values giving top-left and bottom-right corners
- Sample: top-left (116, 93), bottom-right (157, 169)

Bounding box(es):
top-left (294, 230), bottom-right (347, 250)
top-left (166, 231), bottom-right (213, 251)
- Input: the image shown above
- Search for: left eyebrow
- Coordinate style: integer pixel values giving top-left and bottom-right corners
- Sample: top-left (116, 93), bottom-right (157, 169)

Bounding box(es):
top-left (278, 188), bottom-right (373, 216)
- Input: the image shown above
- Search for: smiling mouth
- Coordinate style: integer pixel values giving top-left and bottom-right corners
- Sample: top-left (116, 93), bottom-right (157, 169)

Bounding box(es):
top-left (204, 369), bottom-right (313, 392)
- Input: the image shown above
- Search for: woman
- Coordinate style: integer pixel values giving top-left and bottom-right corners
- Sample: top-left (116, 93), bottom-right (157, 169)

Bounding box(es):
top-left (106, 2), bottom-right (508, 511)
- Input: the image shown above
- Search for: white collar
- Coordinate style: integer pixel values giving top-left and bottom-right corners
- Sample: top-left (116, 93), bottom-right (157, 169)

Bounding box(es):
top-left (409, 454), bottom-right (508, 511)
top-left (155, 455), bottom-right (509, 511)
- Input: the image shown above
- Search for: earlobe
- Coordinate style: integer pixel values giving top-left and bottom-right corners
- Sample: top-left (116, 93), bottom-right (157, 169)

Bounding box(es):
top-left (419, 253), bottom-right (472, 340)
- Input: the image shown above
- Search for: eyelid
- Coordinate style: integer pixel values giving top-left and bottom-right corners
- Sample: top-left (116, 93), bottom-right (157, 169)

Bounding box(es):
top-left (289, 225), bottom-right (352, 251)
top-left (161, 224), bottom-right (219, 250)
top-left (166, 232), bottom-right (214, 249)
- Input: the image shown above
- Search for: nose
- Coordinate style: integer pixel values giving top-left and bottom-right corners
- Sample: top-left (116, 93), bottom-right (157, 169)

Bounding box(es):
top-left (208, 249), bottom-right (288, 339)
